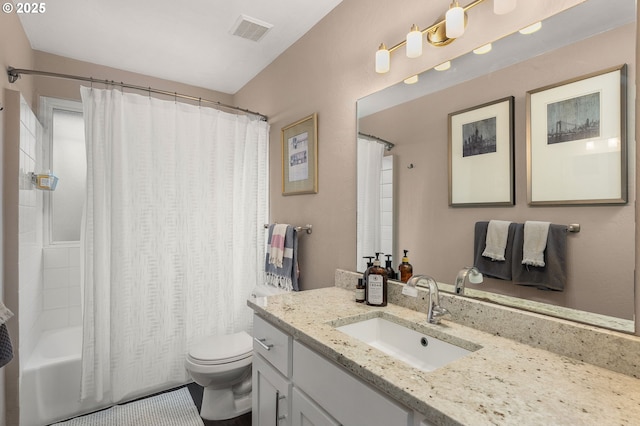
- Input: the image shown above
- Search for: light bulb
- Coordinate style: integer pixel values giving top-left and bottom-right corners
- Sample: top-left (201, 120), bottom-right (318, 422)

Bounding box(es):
top-left (494, 0), bottom-right (517, 15)
top-left (519, 21), bottom-right (542, 35)
top-left (434, 61), bottom-right (451, 71)
top-left (404, 75), bottom-right (419, 84)
top-left (473, 43), bottom-right (492, 55)
top-left (406, 24), bottom-right (423, 58)
top-left (445, 1), bottom-right (465, 39)
top-left (375, 43), bottom-right (390, 73)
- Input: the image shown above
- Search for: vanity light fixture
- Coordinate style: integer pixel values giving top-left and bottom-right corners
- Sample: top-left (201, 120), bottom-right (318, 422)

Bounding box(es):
top-left (473, 43), bottom-right (492, 54)
top-left (519, 21), bottom-right (542, 35)
top-left (374, 0), bottom-right (515, 74)
top-left (434, 61), bottom-right (451, 71)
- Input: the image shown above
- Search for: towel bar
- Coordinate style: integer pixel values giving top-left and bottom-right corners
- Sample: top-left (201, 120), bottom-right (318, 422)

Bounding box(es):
top-left (567, 224), bottom-right (580, 233)
top-left (264, 223), bottom-right (313, 234)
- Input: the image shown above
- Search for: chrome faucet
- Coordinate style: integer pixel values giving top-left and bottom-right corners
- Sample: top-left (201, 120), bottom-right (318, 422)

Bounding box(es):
top-left (454, 266), bottom-right (483, 295)
top-left (406, 275), bottom-right (449, 324)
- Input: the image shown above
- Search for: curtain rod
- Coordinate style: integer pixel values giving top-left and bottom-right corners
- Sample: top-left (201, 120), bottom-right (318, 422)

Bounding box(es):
top-left (358, 132), bottom-right (395, 151)
top-left (7, 67), bottom-right (268, 121)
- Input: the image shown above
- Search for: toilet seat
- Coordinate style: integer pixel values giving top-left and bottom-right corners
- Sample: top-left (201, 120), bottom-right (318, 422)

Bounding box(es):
top-left (188, 331), bottom-right (252, 365)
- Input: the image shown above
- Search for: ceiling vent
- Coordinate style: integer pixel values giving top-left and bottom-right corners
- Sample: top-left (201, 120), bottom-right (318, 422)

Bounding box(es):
top-left (230, 14), bottom-right (273, 42)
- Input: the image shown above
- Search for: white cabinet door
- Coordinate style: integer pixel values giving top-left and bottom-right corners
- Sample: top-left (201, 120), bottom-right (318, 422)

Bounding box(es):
top-left (253, 354), bottom-right (291, 426)
top-left (291, 388), bottom-right (341, 426)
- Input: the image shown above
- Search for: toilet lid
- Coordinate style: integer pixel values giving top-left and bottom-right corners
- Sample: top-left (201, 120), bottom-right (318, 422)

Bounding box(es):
top-left (188, 331), bottom-right (252, 364)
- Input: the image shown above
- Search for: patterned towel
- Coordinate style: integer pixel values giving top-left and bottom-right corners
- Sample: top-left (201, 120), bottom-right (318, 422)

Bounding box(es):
top-left (0, 302), bottom-right (14, 368)
top-left (0, 324), bottom-right (13, 368)
top-left (269, 224), bottom-right (288, 268)
top-left (265, 224), bottom-right (299, 291)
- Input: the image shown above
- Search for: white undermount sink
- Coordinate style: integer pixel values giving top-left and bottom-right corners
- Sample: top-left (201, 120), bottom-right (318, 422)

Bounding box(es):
top-left (336, 317), bottom-right (475, 372)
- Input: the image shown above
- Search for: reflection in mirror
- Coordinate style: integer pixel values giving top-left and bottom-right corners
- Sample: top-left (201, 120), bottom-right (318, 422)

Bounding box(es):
top-left (356, 134), bottom-right (395, 273)
top-left (356, 0), bottom-right (636, 333)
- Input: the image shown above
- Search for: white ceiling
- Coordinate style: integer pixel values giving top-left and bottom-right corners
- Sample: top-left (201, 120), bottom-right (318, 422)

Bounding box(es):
top-left (15, 0), bottom-right (343, 94)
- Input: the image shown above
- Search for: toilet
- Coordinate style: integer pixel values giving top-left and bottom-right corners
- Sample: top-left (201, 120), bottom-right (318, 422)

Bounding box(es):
top-left (185, 284), bottom-right (287, 420)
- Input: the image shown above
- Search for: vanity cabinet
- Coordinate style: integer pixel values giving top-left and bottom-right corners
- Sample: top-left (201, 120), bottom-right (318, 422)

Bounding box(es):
top-left (252, 315), bottom-right (293, 426)
top-left (252, 314), bottom-right (422, 426)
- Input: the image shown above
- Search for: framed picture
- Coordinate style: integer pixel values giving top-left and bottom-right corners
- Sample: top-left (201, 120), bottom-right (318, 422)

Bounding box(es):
top-left (281, 113), bottom-right (318, 195)
top-left (448, 96), bottom-right (515, 207)
top-left (527, 65), bottom-right (627, 205)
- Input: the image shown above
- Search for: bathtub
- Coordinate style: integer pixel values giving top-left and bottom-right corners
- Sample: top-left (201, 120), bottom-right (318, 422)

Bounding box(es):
top-left (20, 327), bottom-right (104, 426)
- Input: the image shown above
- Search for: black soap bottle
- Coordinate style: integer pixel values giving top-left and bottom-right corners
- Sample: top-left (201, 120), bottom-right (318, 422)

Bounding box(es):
top-left (385, 254), bottom-right (396, 280)
top-left (366, 253), bottom-right (388, 306)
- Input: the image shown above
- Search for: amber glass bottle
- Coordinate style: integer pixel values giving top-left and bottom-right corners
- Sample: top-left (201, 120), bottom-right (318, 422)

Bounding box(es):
top-left (398, 249), bottom-right (413, 283)
top-left (366, 253), bottom-right (388, 306)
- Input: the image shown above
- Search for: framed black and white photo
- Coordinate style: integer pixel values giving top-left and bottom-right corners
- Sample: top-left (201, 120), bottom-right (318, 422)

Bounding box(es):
top-left (448, 96), bottom-right (515, 206)
top-left (527, 65), bottom-right (627, 205)
top-left (281, 113), bottom-right (318, 195)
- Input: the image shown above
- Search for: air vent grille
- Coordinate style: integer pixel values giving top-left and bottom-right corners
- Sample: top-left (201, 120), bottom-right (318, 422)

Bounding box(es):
top-left (231, 14), bottom-right (273, 42)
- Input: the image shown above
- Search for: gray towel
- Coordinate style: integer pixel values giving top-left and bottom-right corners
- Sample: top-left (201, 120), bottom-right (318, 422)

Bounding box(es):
top-left (264, 224), bottom-right (299, 291)
top-left (0, 324), bottom-right (13, 368)
top-left (474, 221), bottom-right (516, 280)
top-left (512, 223), bottom-right (567, 291)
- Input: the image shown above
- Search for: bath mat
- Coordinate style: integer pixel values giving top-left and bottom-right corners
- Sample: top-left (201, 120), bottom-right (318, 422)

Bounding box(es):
top-left (52, 387), bottom-right (204, 426)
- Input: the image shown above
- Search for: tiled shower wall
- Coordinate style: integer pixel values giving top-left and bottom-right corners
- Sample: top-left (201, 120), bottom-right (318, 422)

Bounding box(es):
top-left (18, 96), bottom-right (43, 362)
top-left (42, 246), bottom-right (81, 330)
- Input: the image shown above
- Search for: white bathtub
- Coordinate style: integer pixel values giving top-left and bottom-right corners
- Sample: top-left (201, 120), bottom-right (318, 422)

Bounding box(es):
top-left (20, 327), bottom-right (104, 426)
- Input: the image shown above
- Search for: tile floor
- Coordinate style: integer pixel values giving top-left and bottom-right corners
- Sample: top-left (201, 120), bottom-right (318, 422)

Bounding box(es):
top-left (48, 383), bottom-right (251, 426)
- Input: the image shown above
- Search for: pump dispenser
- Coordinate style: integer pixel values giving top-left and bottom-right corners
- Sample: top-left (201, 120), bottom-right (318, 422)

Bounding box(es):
top-left (366, 252), bottom-right (388, 306)
top-left (398, 250), bottom-right (413, 283)
top-left (385, 254), bottom-right (396, 280)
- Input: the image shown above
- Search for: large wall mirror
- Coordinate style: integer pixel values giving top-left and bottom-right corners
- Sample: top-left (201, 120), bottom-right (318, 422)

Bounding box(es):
top-left (356, 0), bottom-right (636, 334)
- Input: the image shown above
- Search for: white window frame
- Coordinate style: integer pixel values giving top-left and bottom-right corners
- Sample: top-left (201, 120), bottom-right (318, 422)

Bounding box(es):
top-left (39, 96), bottom-right (84, 247)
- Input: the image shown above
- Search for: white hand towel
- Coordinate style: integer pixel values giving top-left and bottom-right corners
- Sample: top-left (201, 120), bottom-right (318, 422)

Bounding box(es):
top-left (482, 220), bottom-right (512, 261)
top-left (522, 221), bottom-right (551, 267)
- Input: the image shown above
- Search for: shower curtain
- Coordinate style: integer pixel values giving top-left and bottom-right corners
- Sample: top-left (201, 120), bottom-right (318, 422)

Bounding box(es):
top-left (356, 138), bottom-right (384, 272)
top-left (79, 87), bottom-right (269, 403)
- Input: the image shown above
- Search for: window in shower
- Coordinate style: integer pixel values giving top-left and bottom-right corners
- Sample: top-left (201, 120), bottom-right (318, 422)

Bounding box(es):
top-left (40, 97), bottom-right (86, 245)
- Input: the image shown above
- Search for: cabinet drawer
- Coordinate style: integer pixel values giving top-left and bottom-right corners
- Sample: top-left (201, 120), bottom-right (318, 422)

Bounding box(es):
top-left (253, 315), bottom-right (292, 377)
top-left (293, 341), bottom-right (411, 426)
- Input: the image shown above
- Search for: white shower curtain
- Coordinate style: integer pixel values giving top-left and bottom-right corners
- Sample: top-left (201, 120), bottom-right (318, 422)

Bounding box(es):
top-left (79, 87), bottom-right (269, 403)
top-left (356, 138), bottom-right (384, 272)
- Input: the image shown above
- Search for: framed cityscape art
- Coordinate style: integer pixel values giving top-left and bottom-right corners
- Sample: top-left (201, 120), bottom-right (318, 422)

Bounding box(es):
top-left (448, 96), bottom-right (515, 207)
top-left (527, 65), bottom-right (627, 205)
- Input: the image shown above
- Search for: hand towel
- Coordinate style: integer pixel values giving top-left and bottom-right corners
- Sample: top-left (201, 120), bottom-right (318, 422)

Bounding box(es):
top-left (482, 220), bottom-right (512, 261)
top-left (512, 223), bottom-right (567, 291)
top-left (265, 224), bottom-right (299, 291)
top-left (268, 224), bottom-right (289, 268)
top-left (522, 221), bottom-right (551, 267)
top-left (474, 221), bottom-right (515, 280)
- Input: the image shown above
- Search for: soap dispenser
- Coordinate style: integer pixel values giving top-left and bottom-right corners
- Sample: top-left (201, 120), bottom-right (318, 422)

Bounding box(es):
top-left (398, 250), bottom-right (413, 283)
top-left (366, 252), bottom-right (388, 306)
top-left (385, 254), bottom-right (396, 280)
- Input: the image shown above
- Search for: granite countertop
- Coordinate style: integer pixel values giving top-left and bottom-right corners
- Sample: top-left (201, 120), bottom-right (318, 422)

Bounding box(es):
top-left (248, 286), bottom-right (640, 426)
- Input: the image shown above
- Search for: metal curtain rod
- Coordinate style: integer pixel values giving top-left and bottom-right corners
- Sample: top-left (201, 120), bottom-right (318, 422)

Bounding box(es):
top-left (358, 132), bottom-right (395, 151)
top-left (6, 67), bottom-right (268, 121)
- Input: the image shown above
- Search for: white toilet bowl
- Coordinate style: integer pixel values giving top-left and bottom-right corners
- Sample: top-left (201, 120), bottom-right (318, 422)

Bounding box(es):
top-left (185, 331), bottom-right (253, 421)
top-left (185, 285), bottom-right (289, 420)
